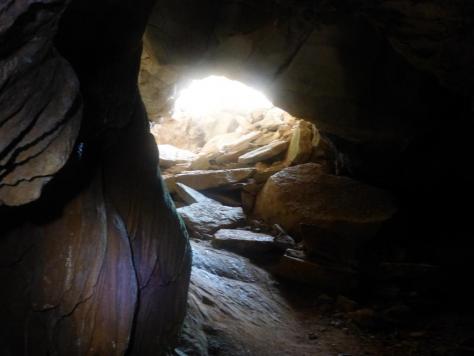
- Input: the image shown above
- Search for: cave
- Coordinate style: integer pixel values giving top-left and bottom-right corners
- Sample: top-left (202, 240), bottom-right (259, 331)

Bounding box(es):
top-left (1, 1), bottom-right (474, 355)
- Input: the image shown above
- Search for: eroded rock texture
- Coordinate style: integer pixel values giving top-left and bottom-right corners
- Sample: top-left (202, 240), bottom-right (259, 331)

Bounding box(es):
top-left (0, 0), bottom-right (82, 206)
top-left (0, 0), bottom-right (191, 355)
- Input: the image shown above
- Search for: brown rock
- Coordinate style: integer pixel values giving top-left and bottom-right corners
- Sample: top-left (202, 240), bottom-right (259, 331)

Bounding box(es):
top-left (238, 140), bottom-right (289, 165)
top-left (254, 163), bottom-right (396, 240)
top-left (166, 168), bottom-right (255, 193)
top-left (175, 183), bottom-right (216, 205)
top-left (285, 120), bottom-right (317, 166)
top-left (158, 144), bottom-right (197, 168)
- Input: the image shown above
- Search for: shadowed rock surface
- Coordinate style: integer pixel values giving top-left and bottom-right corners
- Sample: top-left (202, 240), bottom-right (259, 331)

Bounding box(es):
top-left (0, 0), bottom-right (191, 354)
top-left (1, 0), bottom-right (474, 355)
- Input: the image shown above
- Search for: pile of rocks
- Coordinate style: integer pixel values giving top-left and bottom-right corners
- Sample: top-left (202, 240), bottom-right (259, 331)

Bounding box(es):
top-left (151, 108), bottom-right (396, 292)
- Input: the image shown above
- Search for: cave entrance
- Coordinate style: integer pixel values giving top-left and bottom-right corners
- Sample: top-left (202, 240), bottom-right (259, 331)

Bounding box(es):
top-left (148, 75), bottom-right (323, 228)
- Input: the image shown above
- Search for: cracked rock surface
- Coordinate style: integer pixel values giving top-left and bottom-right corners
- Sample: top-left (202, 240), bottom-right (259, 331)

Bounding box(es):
top-left (0, 0), bottom-right (82, 206)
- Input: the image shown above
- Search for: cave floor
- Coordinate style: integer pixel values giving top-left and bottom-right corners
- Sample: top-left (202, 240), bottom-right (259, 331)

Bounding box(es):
top-left (175, 241), bottom-right (473, 356)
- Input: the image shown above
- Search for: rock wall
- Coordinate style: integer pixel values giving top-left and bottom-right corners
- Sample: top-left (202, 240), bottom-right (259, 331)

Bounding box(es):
top-left (0, 0), bottom-right (191, 355)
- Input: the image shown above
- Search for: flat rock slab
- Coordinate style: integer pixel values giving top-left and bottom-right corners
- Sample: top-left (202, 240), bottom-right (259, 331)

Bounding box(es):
top-left (238, 140), bottom-right (289, 164)
top-left (177, 203), bottom-right (245, 238)
top-left (175, 183), bottom-right (216, 205)
top-left (158, 144), bottom-right (197, 168)
top-left (212, 229), bottom-right (283, 257)
top-left (167, 168), bottom-right (255, 192)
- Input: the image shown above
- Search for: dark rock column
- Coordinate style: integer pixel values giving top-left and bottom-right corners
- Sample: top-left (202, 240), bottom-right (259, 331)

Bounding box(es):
top-left (0, 0), bottom-right (191, 354)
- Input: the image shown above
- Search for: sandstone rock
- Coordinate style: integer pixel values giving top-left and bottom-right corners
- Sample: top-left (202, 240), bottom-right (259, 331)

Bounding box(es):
top-left (180, 241), bottom-right (319, 355)
top-left (158, 144), bottom-right (198, 168)
top-left (212, 229), bottom-right (283, 257)
top-left (238, 140), bottom-right (289, 164)
top-left (199, 132), bottom-right (243, 157)
top-left (285, 120), bottom-right (318, 166)
top-left (273, 254), bottom-right (357, 292)
top-left (254, 163), bottom-right (397, 240)
top-left (175, 183), bottom-right (215, 205)
top-left (253, 161), bottom-right (288, 183)
top-left (151, 117), bottom-right (205, 152)
top-left (166, 168), bottom-right (255, 193)
top-left (177, 201), bottom-right (245, 238)
top-left (255, 107), bottom-right (287, 131)
top-left (252, 131), bottom-right (281, 147)
top-left (0, 3), bottom-right (82, 206)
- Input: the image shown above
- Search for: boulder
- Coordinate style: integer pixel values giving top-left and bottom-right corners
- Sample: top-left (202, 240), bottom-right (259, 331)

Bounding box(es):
top-left (177, 200), bottom-right (245, 238)
top-left (158, 144), bottom-right (198, 168)
top-left (238, 140), bottom-right (289, 164)
top-left (166, 168), bottom-right (255, 192)
top-left (212, 229), bottom-right (283, 257)
top-left (254, 163), bottom-right (396, 241)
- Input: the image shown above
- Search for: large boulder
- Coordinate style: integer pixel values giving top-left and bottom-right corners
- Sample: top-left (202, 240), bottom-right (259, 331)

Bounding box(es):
top-left (177, 198), bottom-right (246, 238)
top-left (253, 163), bottom-right (396, 240)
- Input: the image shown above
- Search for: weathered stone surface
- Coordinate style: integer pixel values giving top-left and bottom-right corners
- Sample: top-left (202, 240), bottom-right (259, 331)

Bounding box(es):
top-left (0, 0), bottom-right (82, 206)
top-left (254, 163), bottom-right (397, 239)
top-left (167, 168), bottom-right (255, 192)
top-left (212, 229), bottom-right (282, 257)
top-left (238, 140), bottom-right (289, 164)
top-left (179, 242), bottom-right (320, 355)
top-left (178, 200), bottom-right (245, 238)
top-left (0, 0), bottom-right (191, 354)
top-left (158, 144), bottom-right (197, 168)
top-left (253, 161), bottom-right (288, 183)
top-left (285, 120), bottom-right (318, 166)
top-left (175, 182), bottom-right (215, 205)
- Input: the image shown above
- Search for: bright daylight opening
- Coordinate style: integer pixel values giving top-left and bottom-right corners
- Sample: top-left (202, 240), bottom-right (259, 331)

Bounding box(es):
top-left (150, 75), bottom-right (321, 214)
top-left (172, 75), bottom-right (273, 118)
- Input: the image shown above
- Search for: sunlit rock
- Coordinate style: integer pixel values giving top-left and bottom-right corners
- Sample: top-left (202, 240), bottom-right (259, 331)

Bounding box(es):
top-left (285, 120), bottom-right (319, 166)
top-left (177, 200), bottom-right (245, 238)
top-left (166, 168), bottom-right (255, 193)
top-left (212, 229), bottom-right (283, 258)
top-left (175, 183), bottom-right (216, 205)
top-left (238, 140), bottom-right (289, 164)
top-left (158, 144), bottom-right (198, 168)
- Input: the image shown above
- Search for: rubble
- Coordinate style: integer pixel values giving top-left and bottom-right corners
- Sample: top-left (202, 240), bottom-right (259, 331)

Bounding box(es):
top-left (151, 103), bottom-right (396, 295)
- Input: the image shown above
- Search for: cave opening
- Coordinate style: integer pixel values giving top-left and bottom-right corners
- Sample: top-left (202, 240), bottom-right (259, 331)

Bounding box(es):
top-left (2, 0), bottom-right (474, 354)
top-left (145, 74), bottom-right (332, 221)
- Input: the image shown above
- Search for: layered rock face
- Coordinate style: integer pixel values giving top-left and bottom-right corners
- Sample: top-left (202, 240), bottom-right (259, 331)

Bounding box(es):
top-left (0, 0), bottom-right (191, 355)
top-left (0, 1), bottom-right (81, 206)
